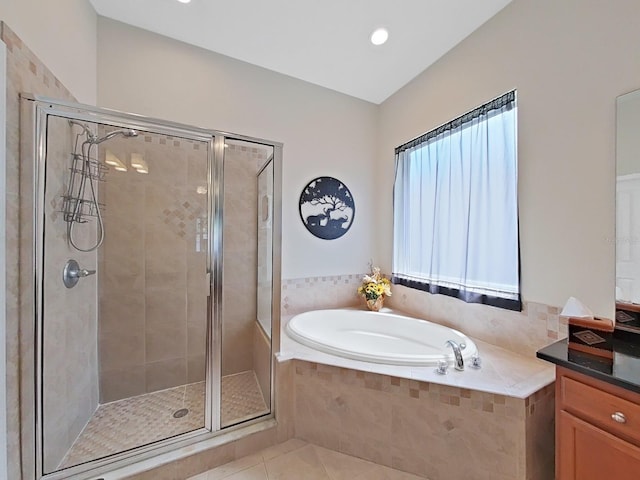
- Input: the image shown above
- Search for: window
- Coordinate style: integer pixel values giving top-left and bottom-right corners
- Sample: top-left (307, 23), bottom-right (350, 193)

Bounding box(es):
top-left (392, 91), bottom-right (520, 311)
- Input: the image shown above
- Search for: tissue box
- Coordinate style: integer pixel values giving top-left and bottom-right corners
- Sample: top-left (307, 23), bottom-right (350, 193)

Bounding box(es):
top-left (568, 317), bottom-right (614, 359)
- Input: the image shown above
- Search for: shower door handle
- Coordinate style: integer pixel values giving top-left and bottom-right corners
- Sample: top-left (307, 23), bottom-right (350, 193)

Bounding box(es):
top-left (63, 259), bottom-right (96, 288)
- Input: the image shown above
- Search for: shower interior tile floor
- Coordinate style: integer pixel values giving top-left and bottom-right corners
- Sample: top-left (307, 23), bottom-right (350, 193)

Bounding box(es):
top-left (59, 370), bottom-right (268, 470)
top-left (187, 438), bottom-right (428, 480)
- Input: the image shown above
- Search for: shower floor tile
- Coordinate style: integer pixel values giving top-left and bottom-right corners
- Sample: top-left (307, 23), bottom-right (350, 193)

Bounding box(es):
top-left (59, 370), bottom-right (268, 470)
top-left (221, 370), bottom-right (269, 426)
top-left (187, 439), bottom-right (428, 480)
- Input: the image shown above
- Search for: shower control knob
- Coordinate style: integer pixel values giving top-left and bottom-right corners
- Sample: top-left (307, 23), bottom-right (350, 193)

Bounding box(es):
top-left (63, 259), bottom-right (96, 288)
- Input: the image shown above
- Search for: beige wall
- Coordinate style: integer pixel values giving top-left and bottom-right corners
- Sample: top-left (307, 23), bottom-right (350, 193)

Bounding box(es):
top-left (98, 132), bottom-right (209, 402)
top-left (96, 1), bottom-right (640, 320)
top-left (377, 0), bottom-right (640, 319)
top-left (96, 17), bottom-right (378, 281)
top-left (0, 0), bottom-right (97, 104)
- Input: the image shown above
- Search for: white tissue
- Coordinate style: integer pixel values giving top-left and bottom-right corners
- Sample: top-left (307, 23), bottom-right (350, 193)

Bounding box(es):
top-left (560, 296), bottom-right (594, 319)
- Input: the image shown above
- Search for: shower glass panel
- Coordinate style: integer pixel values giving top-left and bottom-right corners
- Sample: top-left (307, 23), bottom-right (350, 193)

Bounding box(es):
top-left (40, 115), bottom-right (210, 474)
top-left (220, 139), bottom-right (273, 428)
top-left (24, 95), bottom-right (280, 480)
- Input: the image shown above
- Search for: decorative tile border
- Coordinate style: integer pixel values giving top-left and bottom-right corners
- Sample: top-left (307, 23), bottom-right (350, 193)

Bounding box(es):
top-left (294, 361), bottom-right (526, 419)
top-left (281, 273), bottom-right (365, 316)
top-left (282, 273), bottom-right (365, 289)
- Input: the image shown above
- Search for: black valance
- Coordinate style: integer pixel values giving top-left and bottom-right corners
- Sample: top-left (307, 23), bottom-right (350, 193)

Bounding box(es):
top-left (395, 90), bottom-right (516, 155)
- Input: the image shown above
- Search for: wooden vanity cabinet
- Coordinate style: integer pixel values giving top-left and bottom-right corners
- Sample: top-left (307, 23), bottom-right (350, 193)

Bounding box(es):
top-left (556, 366), bottom-right (640, 479)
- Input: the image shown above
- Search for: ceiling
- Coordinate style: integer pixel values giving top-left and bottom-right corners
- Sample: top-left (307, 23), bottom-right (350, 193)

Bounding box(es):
top-left (89, 0), bottom-right (512, 104)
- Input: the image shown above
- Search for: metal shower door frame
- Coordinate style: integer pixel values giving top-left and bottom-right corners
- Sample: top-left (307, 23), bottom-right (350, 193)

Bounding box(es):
top-left (21, 95), bottom-right (281, 480)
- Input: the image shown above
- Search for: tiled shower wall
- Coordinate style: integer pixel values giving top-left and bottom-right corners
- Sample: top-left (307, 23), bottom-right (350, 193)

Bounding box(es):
top-left (222, 143), bottom-right (269, 376)
top-left (3, 22), bottom-right (80, 480)
top-left (98, 133), bottom-right (209, 402)
top-left (40, 117), bottom-right (100, 472)
top-left (281, 274), bottom-right (567, 356)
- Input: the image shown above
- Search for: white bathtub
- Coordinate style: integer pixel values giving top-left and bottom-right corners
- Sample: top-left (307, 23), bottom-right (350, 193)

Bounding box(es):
top-left (285, 309), bottom-right (478, 367)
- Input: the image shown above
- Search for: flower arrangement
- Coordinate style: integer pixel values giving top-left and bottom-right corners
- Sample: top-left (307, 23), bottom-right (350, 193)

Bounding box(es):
top-left (358, 266), bottom-right (392, 311)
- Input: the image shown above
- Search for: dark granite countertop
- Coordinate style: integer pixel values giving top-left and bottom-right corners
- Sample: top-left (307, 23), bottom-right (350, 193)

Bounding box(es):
top-left (537, 333), bottom-right (640, 394)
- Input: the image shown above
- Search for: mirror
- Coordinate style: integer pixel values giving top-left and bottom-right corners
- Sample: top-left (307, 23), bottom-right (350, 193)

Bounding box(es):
top-left (615, 88), bottom-right (640, 329)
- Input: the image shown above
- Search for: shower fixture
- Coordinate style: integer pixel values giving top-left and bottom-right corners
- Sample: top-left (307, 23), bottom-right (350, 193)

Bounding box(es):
top-left (63, 121), bottom-right (138, 252)
top-left (90, 128), bottom-right (138, 144)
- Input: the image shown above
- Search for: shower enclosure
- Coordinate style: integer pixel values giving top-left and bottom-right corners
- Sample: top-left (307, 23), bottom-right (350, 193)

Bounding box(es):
top-left (20, 96), bottom-right (282, 480)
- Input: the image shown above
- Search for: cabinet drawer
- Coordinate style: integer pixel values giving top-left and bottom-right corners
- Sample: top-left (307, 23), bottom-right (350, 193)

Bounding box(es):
top-left (560, 376), bottom-right (640, 445)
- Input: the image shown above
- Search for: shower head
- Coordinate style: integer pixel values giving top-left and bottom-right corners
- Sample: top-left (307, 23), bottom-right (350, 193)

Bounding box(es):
top-left (89, 129), bottom-right (138, 144)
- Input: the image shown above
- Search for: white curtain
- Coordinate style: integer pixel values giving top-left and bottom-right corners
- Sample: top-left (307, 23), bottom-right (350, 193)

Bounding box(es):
top-left (393, 94), bottom-right (519, 309)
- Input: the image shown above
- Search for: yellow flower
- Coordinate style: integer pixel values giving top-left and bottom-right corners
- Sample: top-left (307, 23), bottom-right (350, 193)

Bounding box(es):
top-left (357, 265), bottom-right (392, 301)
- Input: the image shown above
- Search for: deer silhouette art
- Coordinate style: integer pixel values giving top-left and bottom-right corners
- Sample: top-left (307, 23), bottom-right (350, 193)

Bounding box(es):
top-left (306, 208), bottom-right (328, 227)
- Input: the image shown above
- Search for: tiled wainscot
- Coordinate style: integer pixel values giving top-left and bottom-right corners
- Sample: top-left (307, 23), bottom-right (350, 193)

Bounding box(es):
top-left (287, 360), bottom-right (554, 480)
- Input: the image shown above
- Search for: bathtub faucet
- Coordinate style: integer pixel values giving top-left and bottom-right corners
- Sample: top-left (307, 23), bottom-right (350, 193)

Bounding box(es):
top-left (446, 340), bottom-right (464, 371)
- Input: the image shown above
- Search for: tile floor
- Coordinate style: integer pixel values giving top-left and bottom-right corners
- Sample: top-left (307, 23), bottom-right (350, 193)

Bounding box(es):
top-left (186, 439), bottom-right (428, 480)
top-left (221, 371), bottom-right (270, 427)
top-left (59, 371), bottom-right (268, 470)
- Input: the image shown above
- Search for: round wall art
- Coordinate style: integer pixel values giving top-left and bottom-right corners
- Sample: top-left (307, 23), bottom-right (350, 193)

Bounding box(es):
top-left (299, 176), bottom-right (355, 240)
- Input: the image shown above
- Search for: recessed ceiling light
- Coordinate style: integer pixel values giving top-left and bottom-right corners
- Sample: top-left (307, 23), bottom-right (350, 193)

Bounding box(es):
top-left (370, 28), bottom-right (389, 46)
top-left (177, 0), bottom-right (191, 3)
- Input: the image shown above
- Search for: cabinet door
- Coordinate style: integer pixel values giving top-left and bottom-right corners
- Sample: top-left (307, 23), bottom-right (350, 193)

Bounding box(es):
top-left (558, 410), bottom-right (640, 480)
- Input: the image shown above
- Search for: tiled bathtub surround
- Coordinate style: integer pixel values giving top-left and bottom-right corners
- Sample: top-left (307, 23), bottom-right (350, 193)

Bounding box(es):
top-left (282, 274), bottom-right (567, 356)
top-left (292, 361), bottom-right (555, 480)
top-left (281, 274), bottom-right (365, 316)
top-left (280, 317), bottom-right (555, 399)
top-left (387, 284), bottom-right (567, 356)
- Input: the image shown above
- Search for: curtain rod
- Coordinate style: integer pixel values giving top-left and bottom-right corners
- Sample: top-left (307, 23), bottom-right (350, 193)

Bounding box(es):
top-left (395, 90), bottom-right (516, 155)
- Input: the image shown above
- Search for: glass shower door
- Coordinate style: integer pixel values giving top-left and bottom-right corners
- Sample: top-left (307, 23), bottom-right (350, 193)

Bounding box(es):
top-left (219, 138), bottom-right (274, 427)
top-left (25, 96), bottom-right (280, 480)
top-left (39, 114), bottom-right (211, 474)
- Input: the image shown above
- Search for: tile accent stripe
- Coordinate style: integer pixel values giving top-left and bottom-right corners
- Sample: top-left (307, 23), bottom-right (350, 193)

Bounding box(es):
top-left (294, 361), bottom-right (527, 419)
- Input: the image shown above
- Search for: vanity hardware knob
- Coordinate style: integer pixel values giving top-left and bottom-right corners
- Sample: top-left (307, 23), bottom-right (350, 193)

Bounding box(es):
top-left (611, 412), bottom-right (627, 424)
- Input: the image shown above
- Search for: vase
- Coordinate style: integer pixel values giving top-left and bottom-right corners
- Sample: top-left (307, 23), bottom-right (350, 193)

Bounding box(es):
top-left (366, 296), bottom-right (384, 312)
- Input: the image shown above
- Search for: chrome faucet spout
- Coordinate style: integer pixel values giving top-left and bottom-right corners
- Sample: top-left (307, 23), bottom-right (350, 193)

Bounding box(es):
top-left (446, 340), bottom-right (465, 371)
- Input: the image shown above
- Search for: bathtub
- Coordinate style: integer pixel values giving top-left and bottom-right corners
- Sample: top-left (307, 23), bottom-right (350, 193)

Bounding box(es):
top-left (285, 309), bottom-right (478, 367)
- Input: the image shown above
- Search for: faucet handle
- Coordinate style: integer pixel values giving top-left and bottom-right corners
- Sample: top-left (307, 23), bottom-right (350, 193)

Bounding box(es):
top-left (436, 360), bottom-right (448, 375)
top-left (470, 354), bottom-right (482, 369)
